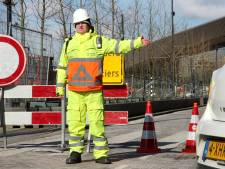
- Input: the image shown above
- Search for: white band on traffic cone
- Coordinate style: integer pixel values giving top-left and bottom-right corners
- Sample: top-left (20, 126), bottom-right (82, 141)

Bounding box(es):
top-left (142, 130), bottom-right (155, 139)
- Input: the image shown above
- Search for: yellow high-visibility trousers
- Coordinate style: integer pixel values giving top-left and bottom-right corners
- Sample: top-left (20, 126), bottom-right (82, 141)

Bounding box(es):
top-left (67, 90), bottom-right (109, 159)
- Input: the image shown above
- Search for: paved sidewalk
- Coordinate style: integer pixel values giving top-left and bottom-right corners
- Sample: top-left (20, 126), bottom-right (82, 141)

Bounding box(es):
top-left (0, 109), bottom-right (199, 169)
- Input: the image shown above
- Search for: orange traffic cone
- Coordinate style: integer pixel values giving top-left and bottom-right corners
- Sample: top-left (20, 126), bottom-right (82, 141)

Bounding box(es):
top-left (137, 101), bottom-right (161, 153)
top-left (182, 102), bottom-right (199, 154)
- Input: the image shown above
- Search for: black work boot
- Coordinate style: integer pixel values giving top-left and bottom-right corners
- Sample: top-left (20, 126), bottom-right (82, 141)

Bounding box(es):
top-left (66, 151), bottom-right (81, 164)
top-left (95, 157), bottom-right (112, 164)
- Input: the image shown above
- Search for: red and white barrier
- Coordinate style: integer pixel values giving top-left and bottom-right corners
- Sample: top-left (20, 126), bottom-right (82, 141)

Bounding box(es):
top-left (5, 111), bottom-right (128, 125)
top-left (103, 85), bottom-right (128, 98)
top-left (4, 85), bottom-right (129, 126)
top-left (4, 85), bottom-right (128, 98)
top-left (4, 85), bottom-right (129, 151)
top-left (104, 111), bottom-right (128, 125)
top-left (4, 85), bottom-right (57, 98)
top-left (5, 111), bottom-right (61, 125)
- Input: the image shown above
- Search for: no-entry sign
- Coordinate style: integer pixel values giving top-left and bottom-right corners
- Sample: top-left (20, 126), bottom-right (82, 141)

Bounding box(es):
top-left (0, 34), bottom-right (26, 87)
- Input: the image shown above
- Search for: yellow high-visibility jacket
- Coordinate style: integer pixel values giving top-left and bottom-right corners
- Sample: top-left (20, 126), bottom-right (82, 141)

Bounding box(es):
top-left (56, 30), bottom-right (143, 94)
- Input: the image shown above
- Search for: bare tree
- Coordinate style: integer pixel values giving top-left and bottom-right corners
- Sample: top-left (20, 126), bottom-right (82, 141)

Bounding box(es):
top-left (31, 0), bottom-right (57, 83)
top-left (90, 0), bottom-right (118, 37)
top-left (156, 1), bottom-right (172, 39)
top-left (53, 0), bottom-right (74, 38)
top-left (124, 0), bottom-right (143, 39)
top-left (31, 0), bottom-right (57, 52)
top-left (111, 0), bottom-right (115, 38)
top-left (57, 0), bottom-right (67, 38)
top-left (19, 0), bottom-right (25, 44)
top-left (145, 0), bottom-right (158, 40)
top-left (93, 0), bottom-right (99, 33)
top-left (14, 0), bottom-right (27, 45)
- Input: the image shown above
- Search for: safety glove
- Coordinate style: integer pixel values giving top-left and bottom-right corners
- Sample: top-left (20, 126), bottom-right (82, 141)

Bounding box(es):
top-left (56, 86), bottom-right (64, 97)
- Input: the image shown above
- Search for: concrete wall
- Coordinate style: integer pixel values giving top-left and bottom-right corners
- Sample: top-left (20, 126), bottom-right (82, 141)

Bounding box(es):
top-left (104, 98), bottom-right (208, 118)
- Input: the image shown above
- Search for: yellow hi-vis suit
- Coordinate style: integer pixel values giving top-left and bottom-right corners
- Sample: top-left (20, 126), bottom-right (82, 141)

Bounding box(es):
top-left (56, 30), bottom-right (143, 159)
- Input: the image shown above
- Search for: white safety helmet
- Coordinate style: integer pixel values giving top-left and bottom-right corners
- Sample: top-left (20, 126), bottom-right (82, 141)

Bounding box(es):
top-left (73, 8), bottom-right (90, 24)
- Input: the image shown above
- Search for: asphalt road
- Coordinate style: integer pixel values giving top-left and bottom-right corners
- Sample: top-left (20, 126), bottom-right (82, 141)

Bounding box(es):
top-left (0, 107), bottom-right (206, 169)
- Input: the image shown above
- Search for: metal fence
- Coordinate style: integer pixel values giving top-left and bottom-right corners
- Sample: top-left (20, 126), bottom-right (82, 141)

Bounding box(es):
top-left (0, 21), bottom-right (64, 108)
top-left (125, 46), bottom-right (225, 101)
top-left (0, 21), bottom-right (63, 85)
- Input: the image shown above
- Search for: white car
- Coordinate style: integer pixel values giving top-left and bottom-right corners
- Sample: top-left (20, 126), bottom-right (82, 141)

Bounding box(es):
top-left (196, 65), bottom-right (225, 168)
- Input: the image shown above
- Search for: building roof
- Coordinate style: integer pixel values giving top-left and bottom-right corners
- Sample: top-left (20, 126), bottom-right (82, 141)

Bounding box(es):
top-left (126, 16), bottom-right (225, 67)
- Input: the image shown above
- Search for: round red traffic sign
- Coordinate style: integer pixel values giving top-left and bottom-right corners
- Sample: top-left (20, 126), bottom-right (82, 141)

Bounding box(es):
top-left (0, 34), bottom-right (26, 87)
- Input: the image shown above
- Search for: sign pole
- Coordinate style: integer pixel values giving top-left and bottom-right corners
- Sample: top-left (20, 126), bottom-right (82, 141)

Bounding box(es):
top-left (0, 87), bottom-right (7, 149)
top-left (60, 87), bottom-right (67, 151)
top-left (0, 34), bottom-right (26, 149)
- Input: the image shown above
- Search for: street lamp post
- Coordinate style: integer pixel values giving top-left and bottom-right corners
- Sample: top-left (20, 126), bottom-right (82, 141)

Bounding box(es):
top-left (80, 0), bottom-right (82, 8)
top-left (171, 0), bottom-right (175, 96)
top-left (215, 47), bottom-right (218, 69)
top-left (3, 0), bottom-right (12, 36)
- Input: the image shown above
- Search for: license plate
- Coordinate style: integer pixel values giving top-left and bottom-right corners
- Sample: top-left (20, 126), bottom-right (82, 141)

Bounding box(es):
top-left (203, 140), bottom-right (225, 161)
